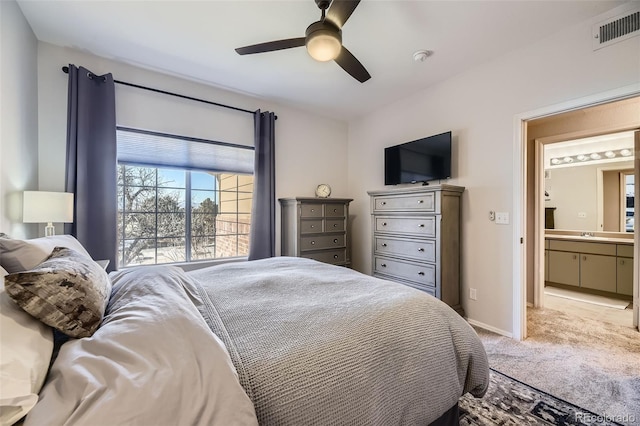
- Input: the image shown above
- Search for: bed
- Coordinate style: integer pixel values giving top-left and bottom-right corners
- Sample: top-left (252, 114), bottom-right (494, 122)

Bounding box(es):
top-left (1, 235), bottom-right (489, 426)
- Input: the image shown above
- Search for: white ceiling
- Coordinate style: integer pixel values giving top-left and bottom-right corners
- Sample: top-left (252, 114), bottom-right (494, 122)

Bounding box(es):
top-left (17, 0), bottom-right (626, 121)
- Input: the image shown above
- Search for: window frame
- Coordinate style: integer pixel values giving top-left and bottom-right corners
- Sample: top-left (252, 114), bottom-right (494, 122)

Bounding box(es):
top-left (115, 126), bottom-right (254, 268)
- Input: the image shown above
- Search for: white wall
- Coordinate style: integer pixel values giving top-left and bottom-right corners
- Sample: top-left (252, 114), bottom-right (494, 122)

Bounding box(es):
top-left (0, 0), bottom-right (39, 238)
top-left (347, 3), bottom-right (640, 334)
top-left (36, 42), bottom-right (349, 252)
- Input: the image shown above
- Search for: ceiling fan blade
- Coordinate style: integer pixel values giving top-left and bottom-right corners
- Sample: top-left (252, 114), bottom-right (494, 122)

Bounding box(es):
top-left (334, 46), bottom-right (370, 83)
top-left (235, 37), bottom-right (306, 55)
top-left (326, 0), bottom-right (360, 28)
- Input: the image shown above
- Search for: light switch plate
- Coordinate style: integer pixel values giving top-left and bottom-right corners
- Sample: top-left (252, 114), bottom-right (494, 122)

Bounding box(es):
top-left (495, 212), bottom-right (510, 224)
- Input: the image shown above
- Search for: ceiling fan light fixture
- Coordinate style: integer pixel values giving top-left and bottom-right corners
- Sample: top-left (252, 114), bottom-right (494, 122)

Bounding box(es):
top-left (305, 21), bottom-right (342, 62)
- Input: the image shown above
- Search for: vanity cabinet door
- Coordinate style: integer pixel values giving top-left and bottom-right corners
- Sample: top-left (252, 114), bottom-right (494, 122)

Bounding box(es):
top-left (617, 257), bottom-right (633, 296)
top-left (580, 254), bottom-right (616, 293)
top-left (548, 250), bottom-right (579, 287)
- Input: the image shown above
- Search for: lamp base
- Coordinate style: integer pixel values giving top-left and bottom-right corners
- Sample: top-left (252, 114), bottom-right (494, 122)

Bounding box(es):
top-left (45, 223), bottom-right (55, 237)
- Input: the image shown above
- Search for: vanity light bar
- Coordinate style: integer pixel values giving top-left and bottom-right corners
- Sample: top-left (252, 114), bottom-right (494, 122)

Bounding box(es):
top-left (550, 148), bottom-right (633, 166)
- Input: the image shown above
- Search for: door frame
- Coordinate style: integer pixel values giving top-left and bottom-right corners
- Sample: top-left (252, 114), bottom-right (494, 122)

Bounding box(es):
top-left (513, 83), bottom-right (640, 341)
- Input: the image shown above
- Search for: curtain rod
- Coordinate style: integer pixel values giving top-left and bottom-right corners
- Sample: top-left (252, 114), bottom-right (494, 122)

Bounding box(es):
top-left (61, 66), bottom-right (276, 118)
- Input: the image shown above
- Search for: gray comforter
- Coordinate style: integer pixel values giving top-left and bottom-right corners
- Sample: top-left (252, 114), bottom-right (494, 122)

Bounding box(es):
top-left (190, 257), bottom-right (489, 425)
top-left (25, 257), bottom-right (488, 426)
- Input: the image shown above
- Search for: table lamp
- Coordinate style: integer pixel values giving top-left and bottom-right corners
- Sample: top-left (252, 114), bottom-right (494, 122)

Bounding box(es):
top-left (23, 191), bottom-right (74, 236)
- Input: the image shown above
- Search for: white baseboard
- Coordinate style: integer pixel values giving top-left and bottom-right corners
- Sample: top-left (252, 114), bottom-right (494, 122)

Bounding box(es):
top-left (466, 318), bottom-right (513, 338)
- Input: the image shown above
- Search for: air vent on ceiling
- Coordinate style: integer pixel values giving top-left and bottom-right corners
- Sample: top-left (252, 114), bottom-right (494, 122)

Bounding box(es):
top-left (592, 8), bottom-right (640, 51)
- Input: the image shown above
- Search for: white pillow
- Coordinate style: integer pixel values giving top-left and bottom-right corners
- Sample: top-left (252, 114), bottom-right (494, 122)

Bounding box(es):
top-left (0, 266), bottom-right (54, 425)
top-left (0, 235), bottom-right (92, 273)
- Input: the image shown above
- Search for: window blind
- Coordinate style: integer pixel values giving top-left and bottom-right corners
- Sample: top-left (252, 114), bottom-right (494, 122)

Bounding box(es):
top-left (116, 127), bottom-right (254, 174)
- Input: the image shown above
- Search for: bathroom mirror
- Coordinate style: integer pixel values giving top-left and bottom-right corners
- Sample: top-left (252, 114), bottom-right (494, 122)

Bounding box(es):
top-left (543, 131), bottom-right (634, 234)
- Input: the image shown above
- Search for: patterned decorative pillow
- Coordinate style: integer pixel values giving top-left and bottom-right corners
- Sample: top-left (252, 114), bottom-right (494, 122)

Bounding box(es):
top-left (4, 247), bottom-right (112, 338)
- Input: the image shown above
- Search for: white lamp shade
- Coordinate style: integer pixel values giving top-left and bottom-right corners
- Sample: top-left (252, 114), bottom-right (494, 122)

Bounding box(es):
top-left (23, 191), bottom-right (74, 224)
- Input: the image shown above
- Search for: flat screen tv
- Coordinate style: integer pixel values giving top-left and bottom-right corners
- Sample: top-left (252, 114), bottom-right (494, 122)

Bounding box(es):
top-left (385, 131), bottom-right (452, 185)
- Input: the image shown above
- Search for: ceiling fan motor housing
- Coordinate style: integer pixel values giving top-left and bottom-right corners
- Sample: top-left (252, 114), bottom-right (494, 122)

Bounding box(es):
top-left (315, 0), bottom-right (331, 10)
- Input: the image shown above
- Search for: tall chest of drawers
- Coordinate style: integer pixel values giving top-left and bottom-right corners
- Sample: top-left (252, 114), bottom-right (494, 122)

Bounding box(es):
top-left (367, 185), bottom-right (464, 316)
top-left (279, 197), bottom-right (353, 267)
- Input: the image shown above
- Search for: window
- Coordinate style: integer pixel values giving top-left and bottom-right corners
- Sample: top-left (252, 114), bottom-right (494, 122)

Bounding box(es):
top-left (117, 165), bottom-right (253, 267)
top-left (115, 128), bottom-right (254, 268)
top-left (624, 172), bottom-right (634, 233)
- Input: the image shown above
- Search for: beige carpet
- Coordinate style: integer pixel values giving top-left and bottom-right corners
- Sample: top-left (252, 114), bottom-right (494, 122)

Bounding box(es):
top-left (475, 307), bottom-right (640, 425)
top-left (545, 286), bottom-right (630, 310)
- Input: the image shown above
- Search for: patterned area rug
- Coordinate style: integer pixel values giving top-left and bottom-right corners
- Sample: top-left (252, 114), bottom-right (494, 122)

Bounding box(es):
top-left (459, 369), bottom-right (626, 425)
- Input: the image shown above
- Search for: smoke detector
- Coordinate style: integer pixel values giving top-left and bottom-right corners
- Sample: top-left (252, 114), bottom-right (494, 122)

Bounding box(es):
top-left (413, 50), bottom-right (433, 62)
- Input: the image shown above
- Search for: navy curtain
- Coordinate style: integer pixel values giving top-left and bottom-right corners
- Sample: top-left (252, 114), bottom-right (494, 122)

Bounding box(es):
top-left (64, 65), bottom-right (117, 271)
top-left (248, 110), bottom-right (276, 260)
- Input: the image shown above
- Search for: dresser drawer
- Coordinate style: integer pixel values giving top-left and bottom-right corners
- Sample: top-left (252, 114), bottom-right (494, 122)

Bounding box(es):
top-left (301, 234), bottom-right (345, 250)
top-left (374, 256), bottom-right (435, 286)
top-left (325, 218), bottom-right (345, 232)
top-left (374, 236), bottom-right (436, 263)
top-left (375, 216), bottom-right (436, 237)
top-left (325, 204), bottom-right (345, 217)
top-left (300, 219), bottom-right (323, 233)
top-left (373, 193), bottom-right (436, 213)
top-left (302, 249), bottom-right (346, 264)
top-left (300, 203), bottom-right (323, 218)
top-left (377, 275), bottom-right (437, 296)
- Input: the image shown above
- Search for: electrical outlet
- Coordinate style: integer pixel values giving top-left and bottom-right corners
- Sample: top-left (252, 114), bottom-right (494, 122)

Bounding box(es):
top-left (578, 212), bottom-right (587, 218)
top-left (470, 288), bottom-right (477, 300)
top-left (495, 212), bottom-right (510, 224)
top-left (489, 211), bottom-right (495, 221)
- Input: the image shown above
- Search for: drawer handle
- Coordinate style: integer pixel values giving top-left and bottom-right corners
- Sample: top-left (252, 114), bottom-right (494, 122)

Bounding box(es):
top-left (573, 255), bottom-right (577, 260)
top-left (311, 241), bottom-right (316, 245)
top-left (620, 260), bottom-right (625, 265)
top-left (382, 201), bottom-right (387, 205)
top-left (333, 208), bottom-right (338, 213)
top-left (310, 225), bottom-right (315, 228)
top-left (382, 222), bottom-right (387, 226)
top-left (418, 271), bottom-right (425, 276)
top-left (418, 248), bottom-right (424, 252)
top-left (381, 243), bottom-right (387, 247)
top-left (311, 209), bottom-right (315, 212)
top-left (583, 256), bottom-right (587, 261)
top-left (380, 263), bottom-right (387, 267)
top-left (333, 238), bottom-right (338, 243)
top-left (418, 224), bottom-right (425, 228)
top-left (334, 254), bottom-right (339, 259)
top-left (333, 224), bottom-right (338, 227)
top-left (418, 200), bottom-right (424, 204)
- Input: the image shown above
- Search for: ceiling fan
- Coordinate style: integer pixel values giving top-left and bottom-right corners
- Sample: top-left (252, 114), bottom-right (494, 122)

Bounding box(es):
top-left (235, 0), bottom-right (370, 83)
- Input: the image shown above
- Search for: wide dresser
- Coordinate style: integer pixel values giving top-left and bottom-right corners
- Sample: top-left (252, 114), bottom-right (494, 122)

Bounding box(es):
top-left (368, 185), bottom-right (464, 315)
top-left (279, 197), bottom-right (353, 267)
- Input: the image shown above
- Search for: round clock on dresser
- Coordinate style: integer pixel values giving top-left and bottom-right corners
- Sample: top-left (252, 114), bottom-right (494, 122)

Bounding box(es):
top-left (315, 184), bottom-right (331, 198)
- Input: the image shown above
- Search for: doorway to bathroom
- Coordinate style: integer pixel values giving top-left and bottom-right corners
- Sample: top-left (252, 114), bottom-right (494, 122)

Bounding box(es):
top-left (521, 94), bottom-right (640, 338)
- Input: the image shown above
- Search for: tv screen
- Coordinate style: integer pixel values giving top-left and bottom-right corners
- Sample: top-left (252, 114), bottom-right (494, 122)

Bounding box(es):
top-left (385, 131), bottom-right (452, 185)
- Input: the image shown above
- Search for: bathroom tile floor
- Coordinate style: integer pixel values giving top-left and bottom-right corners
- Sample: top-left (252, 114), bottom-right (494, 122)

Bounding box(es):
top-left (543, 288), bottom-right (634, 329)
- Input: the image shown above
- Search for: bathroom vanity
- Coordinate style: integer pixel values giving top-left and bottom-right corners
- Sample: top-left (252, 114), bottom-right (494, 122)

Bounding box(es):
top-left (544, 231), bottom-right (633, 297)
